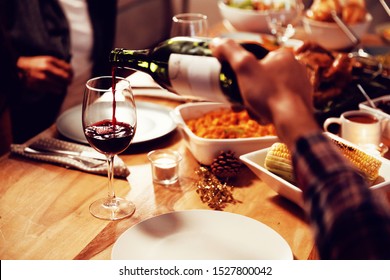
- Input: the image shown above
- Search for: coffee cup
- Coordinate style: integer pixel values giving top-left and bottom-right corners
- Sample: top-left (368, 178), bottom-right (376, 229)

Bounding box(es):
top-left (323, 110), bottom-right (382, 149)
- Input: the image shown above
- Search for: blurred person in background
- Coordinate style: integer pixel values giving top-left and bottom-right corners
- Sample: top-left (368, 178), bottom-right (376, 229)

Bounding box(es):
top-left (57, 0), bottom-right (118, 113)
top-left (3, 0), bottom-right (117, 143)
top-left (0, 8), bottom-right (18, 155)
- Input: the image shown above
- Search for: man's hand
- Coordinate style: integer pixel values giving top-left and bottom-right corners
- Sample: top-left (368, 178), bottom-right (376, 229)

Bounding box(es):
top-left (17, 56), bottom-right (73, 95)
top-left (210, 38), bottom-right (320, 150)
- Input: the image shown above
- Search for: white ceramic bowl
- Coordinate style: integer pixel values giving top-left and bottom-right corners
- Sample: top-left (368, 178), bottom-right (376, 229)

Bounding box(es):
top-left (218, 0), bottom-right (294, 34)
top-left (302, 13), bottom-right (372, 50)
top-left (359, 95), bottom-right (390, 140)
top-left (170, 102), bottom-right (278, 165)
top-left (240, 133), bottom-right (390, 208)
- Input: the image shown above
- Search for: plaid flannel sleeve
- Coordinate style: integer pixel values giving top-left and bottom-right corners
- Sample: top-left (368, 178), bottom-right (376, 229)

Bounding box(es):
top-left (292, 132), bottom-right (390, 259)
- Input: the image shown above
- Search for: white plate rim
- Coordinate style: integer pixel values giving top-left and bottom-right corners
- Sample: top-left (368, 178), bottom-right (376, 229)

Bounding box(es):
top-left (56, 101), bottom-right (177, 144)
top-left (111, 209), bottom-right (293, 260)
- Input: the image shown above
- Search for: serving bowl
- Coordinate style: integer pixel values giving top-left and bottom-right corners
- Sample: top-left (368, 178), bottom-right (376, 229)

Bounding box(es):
top-left (240, 133), bottom-right (390, 208)
top-left (359, 95), bottom-right (390, 140)
top-left (302, 13), bottom-right (372, 50)
top-left (218, 0), bottom-right (296, 34)
top-left (170, 102), bottom-right (278, 165)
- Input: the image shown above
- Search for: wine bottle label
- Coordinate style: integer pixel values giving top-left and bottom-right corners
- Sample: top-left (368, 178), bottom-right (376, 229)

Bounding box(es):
top-left (168, 54), bottom-right (229, 103)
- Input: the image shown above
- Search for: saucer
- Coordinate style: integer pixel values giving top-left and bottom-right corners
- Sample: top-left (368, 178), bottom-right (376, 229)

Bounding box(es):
top-left (359, 143), bottom-right (389, 157)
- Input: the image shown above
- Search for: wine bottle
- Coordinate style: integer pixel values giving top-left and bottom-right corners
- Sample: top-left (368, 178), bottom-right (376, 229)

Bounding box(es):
top-left (109, 36), bottom-right (269, 104)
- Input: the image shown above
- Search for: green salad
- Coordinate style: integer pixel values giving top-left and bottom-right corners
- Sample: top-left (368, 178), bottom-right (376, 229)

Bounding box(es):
top-left (224, 0), bottom-right (257, 10)
top-left (224, 0), bottom-right (285, 11)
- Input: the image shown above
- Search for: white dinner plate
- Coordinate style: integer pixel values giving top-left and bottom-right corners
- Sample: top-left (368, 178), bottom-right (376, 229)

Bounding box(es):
top-left (111, 210), bottom-right (293, 260)
top-left (56, 101), bottom-right (177, 144)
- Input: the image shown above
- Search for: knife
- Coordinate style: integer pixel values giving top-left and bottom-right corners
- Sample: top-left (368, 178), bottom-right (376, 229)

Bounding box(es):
top-left (25, 145), bottom-right (107, 161)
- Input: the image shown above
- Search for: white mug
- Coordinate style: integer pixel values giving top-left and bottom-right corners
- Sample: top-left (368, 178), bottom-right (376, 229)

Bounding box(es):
top-left (323, 110), bottom-right (382, 148)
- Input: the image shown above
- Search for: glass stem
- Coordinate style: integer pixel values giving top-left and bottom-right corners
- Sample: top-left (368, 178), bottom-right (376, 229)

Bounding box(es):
top-left (106, 154), bottom-right (116, 201)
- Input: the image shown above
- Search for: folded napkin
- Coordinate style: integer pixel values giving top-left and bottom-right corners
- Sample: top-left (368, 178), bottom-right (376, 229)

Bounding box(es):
top-left (11, 138), bottom-right (130, 179)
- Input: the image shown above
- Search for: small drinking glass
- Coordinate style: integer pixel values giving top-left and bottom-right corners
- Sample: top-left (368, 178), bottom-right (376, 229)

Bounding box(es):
top-left (148, 150), bottom-right (182, 186)
top-left (170, 13), bottom-right (209, 37)
top-left (265, 0), bottom-right (304, 45)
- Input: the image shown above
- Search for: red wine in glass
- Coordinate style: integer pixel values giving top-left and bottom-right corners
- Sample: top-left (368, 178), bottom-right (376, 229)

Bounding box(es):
top-left (84, 120), bottom-right (135, 155)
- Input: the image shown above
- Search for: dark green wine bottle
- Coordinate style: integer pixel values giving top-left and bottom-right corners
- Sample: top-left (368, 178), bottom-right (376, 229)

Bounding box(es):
top-left (109, 36), bottom-right (269, 104)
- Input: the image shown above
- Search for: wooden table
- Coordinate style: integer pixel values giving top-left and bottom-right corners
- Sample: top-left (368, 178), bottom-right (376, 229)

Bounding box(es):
top-left (0, 95), bottom-right (320, 260)
top-left (1, 26), bottom-right (389, 260)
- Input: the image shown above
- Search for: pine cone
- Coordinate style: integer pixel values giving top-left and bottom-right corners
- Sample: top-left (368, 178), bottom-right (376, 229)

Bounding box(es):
top-left (210, 150), bottom-right (242, 180)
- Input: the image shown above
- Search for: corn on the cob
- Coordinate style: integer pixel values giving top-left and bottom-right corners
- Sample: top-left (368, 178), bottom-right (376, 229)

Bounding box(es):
top-left (264, 139), bottom-right (382, 184)
top-left (329, 138), bottom-right (382, 183)
top-left (264, 143), bottom-right (295, 183)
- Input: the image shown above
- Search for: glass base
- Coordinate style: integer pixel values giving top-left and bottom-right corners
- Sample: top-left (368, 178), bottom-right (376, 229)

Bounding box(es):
top-left (89, 197), bottom-right (136, 220)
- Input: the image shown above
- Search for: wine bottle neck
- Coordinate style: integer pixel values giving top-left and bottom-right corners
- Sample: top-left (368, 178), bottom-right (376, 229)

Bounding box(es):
top-left (109, 48), bottom-right (150, 71)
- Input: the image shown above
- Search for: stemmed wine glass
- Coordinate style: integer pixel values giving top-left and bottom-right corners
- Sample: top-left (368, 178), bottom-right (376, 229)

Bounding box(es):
top-left (82, 76), bottom-right (137, 220)
top-left (265, 0), bottom-right (304, 46)
top-left (170, 13), bottom-right (209, 37)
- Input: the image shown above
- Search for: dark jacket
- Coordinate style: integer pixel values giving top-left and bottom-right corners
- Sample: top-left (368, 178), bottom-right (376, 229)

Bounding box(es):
top-left (4, 0), bottom-right (117, 143)
top-left (0, 10), bottom-right (18, 114)
top-left (87, 0), bottom-right (118, 77)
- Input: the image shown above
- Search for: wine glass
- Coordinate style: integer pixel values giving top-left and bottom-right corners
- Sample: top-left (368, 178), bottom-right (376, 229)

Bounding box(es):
top-left (265, 0), bottom-right (304, 46)
top-left (82, 76), bottom-right (137, 220)
top-left (170, 13), bottom-right (209, 37)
